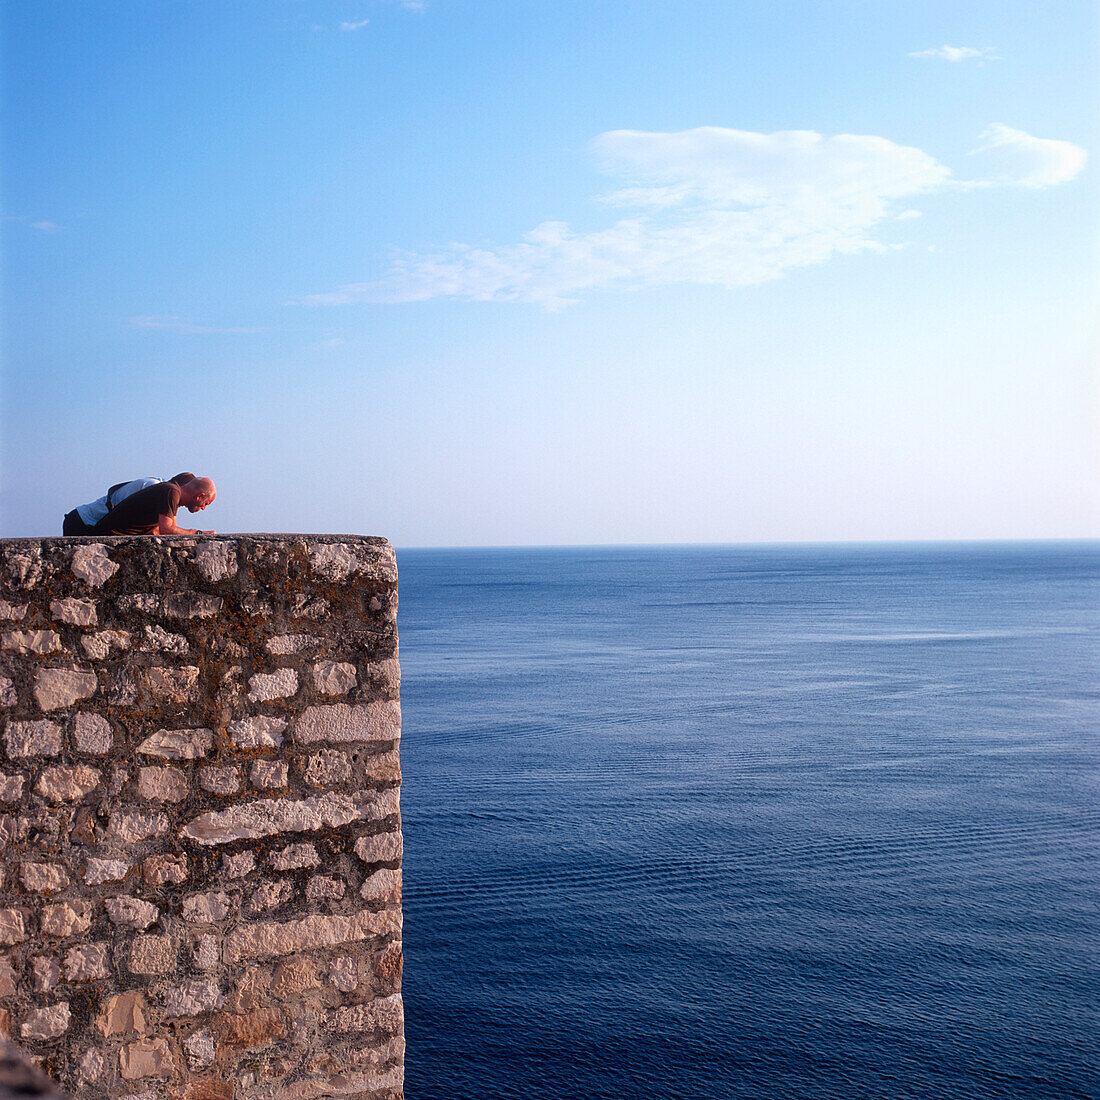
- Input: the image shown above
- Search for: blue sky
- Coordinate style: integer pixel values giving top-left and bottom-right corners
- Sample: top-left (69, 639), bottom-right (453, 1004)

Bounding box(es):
top-left (2, 0), bottom-right (1096, 545)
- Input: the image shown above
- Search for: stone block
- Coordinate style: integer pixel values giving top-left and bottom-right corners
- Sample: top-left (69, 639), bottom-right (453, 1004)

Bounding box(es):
top-left (270, 956), bottom-right (320, 999)
top-left (182, 891), bottom-right (234, 923)
top-left (227, 715), bottom-right (286, 750)
top-left (137, 765), bottom-right (190, 802)
top-left (222, 851), bottom-right (255, 879)
top-left (143, 666), bottom-right (200, 702)
top-left (21, 1001), bottom-right (70, 1041)
top-left (359, 868), bottom-right (401, 906)
top-left (142, 624), bottom-right (189, 655)
top-left (50, 598), bottom-right (97, 626)
top-left (0, 600), bottom-right (27, 621)
top-left (249, 880), bottom-right (293, 913)
top-left (265, 634), bottom-right (318, 655)
top-left (3, 719), bottom-right (63, 757)
top-left (328, 993), bottom-right (403, 1036)
top-left (109, 808), bottom-right (170, 844)
top-left (40, 902), bottom-right (92, 938)
top-left (70, 543), bottom-right (118, 587)
top-left (183, 1029), bottom-right (215, 1070)
top-left (247, 669), bottom-right (299, 703)
top-left (294, 701), bottom-right (401, 745)
top-left (97, 990), bottom-right (148, 1037)
top-left (64, 941), bottom-right (109, 980)
top-left (0, 910), bottom-right (25, 945)
top-left (0, 677), bottom-right (14, 708)
top-left (212, 1007), bottom-right (283, 1050)
top-left (224, 909), bottom-right (401, 963)
top-left (19, 862), bottom-right (69, 892)
top-left (313, 660), bottom-right (357, 696)
top-left (84, 856), bottom-right (131, 885)
top-left (129, 934), bottom-right (175, 975)
top-left (306, 876), bottom-right (346, 902)
top-left (72, 711), bottom-right (112, 754)
top-left (199, 765), bottom-right (240, 795)
top-left (0, 774), bottom-right (24, 802)
top-left (354, 831), bottom-right (403, 866)
top-left (31, 955), bottom-right (60, 992)
top-left (80, 629), bottom-right (131, 660)
top-left (2, 630), bottom-right (62, 655)
top-left (142, 853), bottom-right (188, 887)
top-left (250, 759), bottom-right (288, 789)
top-left (195, 540), bottom-right (238, 582)
top-left (181, 791), bottom-right (369, 846)
top-left (118, 1037), bottom-right (178, 1079)
top-left (137, 727), bottom-right (213, 760)
top-left (105, 896), bottom-right (160, 930)
top-left (34, 668), bottom-right (97, 711)
top-left (166, 977), bottom-right (225, 1016)
top-left (269, 843), bottom-right (319, 871)
top-left (35, 764), bottom-right (102, 801)
top-left (166, 592), bottom-right (223, 619)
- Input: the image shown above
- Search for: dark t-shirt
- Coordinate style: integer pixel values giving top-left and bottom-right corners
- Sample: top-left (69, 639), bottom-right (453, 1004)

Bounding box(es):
top-left (93, 482), bottom-right (181, 535)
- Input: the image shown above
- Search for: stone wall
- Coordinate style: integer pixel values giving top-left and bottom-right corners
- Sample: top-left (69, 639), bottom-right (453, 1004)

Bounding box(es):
top-left (0, 536), bottom-right (402, 1100)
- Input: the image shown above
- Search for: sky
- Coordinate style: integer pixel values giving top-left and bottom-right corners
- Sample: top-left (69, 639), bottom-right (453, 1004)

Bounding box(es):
top-left (2, 0), bottom-right (1097, 547)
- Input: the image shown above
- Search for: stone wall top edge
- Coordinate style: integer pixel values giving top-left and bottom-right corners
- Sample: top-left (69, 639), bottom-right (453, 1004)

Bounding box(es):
top-left (0, 534), bottom-right (392, 546)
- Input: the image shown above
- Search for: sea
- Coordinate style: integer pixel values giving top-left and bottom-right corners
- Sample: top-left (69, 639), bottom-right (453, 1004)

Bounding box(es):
top-left (394, 542), bottom-right (1099, 1100)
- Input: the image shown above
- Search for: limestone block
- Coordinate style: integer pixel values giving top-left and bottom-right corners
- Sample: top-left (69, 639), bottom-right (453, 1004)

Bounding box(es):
top-left (40, 902), bottom-right (92, 938)
top-left (19, 862), bottom-right (69, 892)
top-left (181, 791), bottom-right (372, 846)
top-left (105, 896), bottom-right (159, 930)
top-left (32, 956), bottom-right (60, 992)
top-left (80, 628), bottom-right (131, 660)
top-left (71, 543), bottom-right (118, 587)
top-left (2, 630), bottom-right (61, 655)
top-left (294, 701), bottom-right (401, 745)
top-left (270, 843), bottom-right (320, 871)
top-left (250, 760), bottom-right (288, 789)
top-left (270, 957), bottom-right (320, 999)
top-left (72, 711), bottom-right (112, 754)
top-left (84, 857), bottom-right (131, 885)
top-left (306, 876), bottom-right (345, 902)
top-left (199, 766), bottom-right (240, 795)
top-left (280, 1066), bottom-right (404, 1098)
top-left (34, 668), bottom-right (97, 711)
top-left (249, 880), bottom-right (293, 913)
top-left (141, 624), bottom-right (189, 655)
top-left (265, 634), bottom-right (318, 655)
top-left (328, 993), bottom-right (403, 1035)
top-left (227, 715), bottom-right (286, 750)
top-left (247, 669), bottom-right (299, 703)
top-left (0, 955), bottom-right (17, 997)
top-left (64, 941), bottom-right (109, 980)
top-left (50, 597), bottom-right (97, 626)
top-left (137, 727), bottom-right (213, 760)
top-left (212, 1006), bottom-right (284, 1049)
top-left (97, 990), bottom-right (148, 1037)
top-left (78, 1047), bottom-right (107, 1082)
top-left (0, 677), bottom-right (13, 708)
top-left (21, 1002), bottom-right (70, 1041)
top-left (142, 854), bottom-right (188, 887)
top-left (359, 868), bottom-right (401, 905)
top-left (222, 851), bottom-right (255, 879)
top-left (118, 1037), bottom-right (178, 1079)
top-left (3, 719), bottom-right (62, 757)
top-left (143, 666), bottom-right (200, 702)
top-left (182, 891), bottom-right (234, 923)
top-left (109, 808), bottom-right (169, 844)
top-left (354, 831), bottom-right (403, 866)
top-left (313, 661), bottom-right (357, 696)
top-left (329, 955), bottom-right (358, 993)
top-left (0, 600), bottom-right (27, 621)
top-left (224, 909), bottom-right (401, 963)
top-left (193, 933), bottom-right (219, 970)
top-left (35, 764), bottom-right (102, 801)
top-left (137, 765), bottom-right (189, 802)
top-left (183, 1029), bottom-right (216, 1069)
top-left (195, 540), bottom-right (237, 581)
top-left (165, 591), bottom-right (223, 618)
top-left (0, 910), bottom-right (25, 945)
top-left (166, 977), bottom-right (225, 1016)
top-left (128, 934), bottom-right (175, 975)
top-left (0, 774), bottom-right (24, 802)
top-left (115, 593), bottom-right (160, 615)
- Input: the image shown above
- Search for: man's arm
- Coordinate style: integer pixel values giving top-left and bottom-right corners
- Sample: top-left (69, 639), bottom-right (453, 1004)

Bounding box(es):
top-left (155, 513), bottom-right (215, 536)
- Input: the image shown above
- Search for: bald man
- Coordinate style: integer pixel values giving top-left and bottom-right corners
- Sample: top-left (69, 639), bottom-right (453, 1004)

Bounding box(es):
top-left (92, 477), bottom-right (217, 536)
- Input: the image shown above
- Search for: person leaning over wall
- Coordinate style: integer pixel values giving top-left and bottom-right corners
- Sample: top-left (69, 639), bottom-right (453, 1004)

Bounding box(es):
top-left (62, 471), bottom-right (196, 535)
top-left (91, 476), bottom-right (216, 536)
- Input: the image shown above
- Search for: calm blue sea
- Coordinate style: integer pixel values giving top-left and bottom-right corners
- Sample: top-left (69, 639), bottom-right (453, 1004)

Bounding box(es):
top-left (395, 542), bottom-right (1099, 1100)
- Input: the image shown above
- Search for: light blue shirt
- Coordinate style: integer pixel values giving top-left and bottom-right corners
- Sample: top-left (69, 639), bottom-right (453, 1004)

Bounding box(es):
top-left (75, 477), bottom-right (162, 526)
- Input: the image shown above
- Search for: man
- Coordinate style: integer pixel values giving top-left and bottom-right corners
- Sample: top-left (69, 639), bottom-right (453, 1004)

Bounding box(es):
top-left (92, 476), bottom-right (216, 536)
top-left (63, 472), bottom-right (196, 535)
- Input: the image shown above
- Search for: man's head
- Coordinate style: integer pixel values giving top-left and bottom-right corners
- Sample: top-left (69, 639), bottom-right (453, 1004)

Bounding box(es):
top-left (169, 472), bottom-right (197, 486)
top-left (179, 477), bottom-right (216, 513)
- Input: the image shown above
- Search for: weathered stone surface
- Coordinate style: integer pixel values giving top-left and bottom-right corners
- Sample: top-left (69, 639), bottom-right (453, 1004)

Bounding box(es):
top-left (80, 628), bottom-right (131, 660)
top-left (119, 1037), bottom-right (177, 1079)
top-left (222, 851), bottom-right (255, 879)
top-left (143, 853), bottom-right (188, 887)
top-left (129, 934), bottom-right (175, 975)
top-left (294, 701), bottom-right (401, 745)
top-left (72, 711), bottom-right (112, 754)
top-left (227, 715), bottom-right (286, 750)
top-left (281, 1065), bottom-right (404, 1098)
top-left (359, 868), bottom-right (401, 905)
top-left (329, 993), bottom-right (404, 1035)
top-left (199, 765), bottom-right (240, 795)
top-left (184, 1029), bottom-right (215, 1070)
top-left (0, 774), bottom-right (24, 802)
top-left (224, 909), bottom-right (400, 963)
top-left (213, 1007), bottom-right (283, 1049)
top-left (328, 955), bottom-right (358, 993)
top-left (78, 1046), bottom-right (107, 1082)
top-left (354, 831), bottom-right (403, 865)
top-left (84, 856), bottom-right (131, 885)
top-left (0, 676), bottom-right (14, 708)
top-left (32, 955), bottom-right (60, 992)
top-left (313, 661), bottom-right (357, 696)
top-left (35, 764), bottom-right (102, 802)
top-left (0, 956), bottom-right (17, 998)
top-left (270, 843), bottom-right (319, 871)
top-left (0, 600), bottom-right (27, 621)
top-left (193, 933), bottom-right (219, 970)
top-left (142, 624), bottom-right (189, 655)
top-left (71, 543), bottom-right (118, 587)
top-left (247, 669), bottom-right (299, 703)
top-left (265, 634), bottom-right (318, 655)
top-left (307, 876), bottom-right (346, 902)
top-left (64, 941), bottom-right (109, 981)
top-left (21, 1002), bottom-right (70, 1041)
top-left (137, 765), bottom-right (189, 802)
top-left (50, 598), bottom-right (97, 626)
top-left (249, 880), bottom-right (293, 913)
top-left (181, 791), bottom-right (387, 846)
top-left (40, 902), bottom-right (92, 938)
top-left (97, 990), bottom-right (148, 1037)
top-left (2, 630), bottom-right (62, 655)
top-left (271, 957), bottom-right (319, 999)
top-left (106, 896), bottom-right (160, 930)
top-left (195, 541), bottom-right (237, 582)
top-left (109, 808), bottom-right (170, 844)
top-left (250, 760), bottom-right (288, 789)
top-left (166, 977), bottom-right (224, 1016)
top-left (34, 668), bottom-right (98, 711)
top-left (137, 727), bottom-right (213, 760)
top-left (3, 719), bottom-right (62, 758)
top-left (143, 666), bottom-right (200, 702)
top-left (0, 910), bottom-right (25, 945)
top-left (166, 592), bottom-right (223, 619)
top-left (182, 891), bottom-right (233, 923)
top-left (20, 862), bottom-right (69, 892)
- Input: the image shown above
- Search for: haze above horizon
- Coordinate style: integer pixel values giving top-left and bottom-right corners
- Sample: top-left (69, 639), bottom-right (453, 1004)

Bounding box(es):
top-left (3, 0), bottom-right (1097, 546)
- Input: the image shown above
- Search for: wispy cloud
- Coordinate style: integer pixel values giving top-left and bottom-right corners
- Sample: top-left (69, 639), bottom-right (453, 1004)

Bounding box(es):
top-left (909, 45), bottom-right (998, 63)
top-left (303, 124), bottom-right (1086, 309)
top-left (340, 19), bottom-right (369, 31)
top-left (127, 316), bottom-right (262, 335)
top-left (4, 215), bottom-right (64, 232)
top-left (29, 220), bottom-right (63, 233)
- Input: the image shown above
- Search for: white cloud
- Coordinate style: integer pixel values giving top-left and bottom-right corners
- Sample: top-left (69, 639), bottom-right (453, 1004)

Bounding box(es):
top-left (340, 19), bottom-right (369, 31)
top-left (966, 124), bottom-right (1087, 188)
top-left (303, 124), bottom-right (1087, 309)
top-left (127, 316), bottom-right (262, 335)
top-left (909, 45), bottom-right (998, 63)
top-left (29, 220), bottom-right (62, 233)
